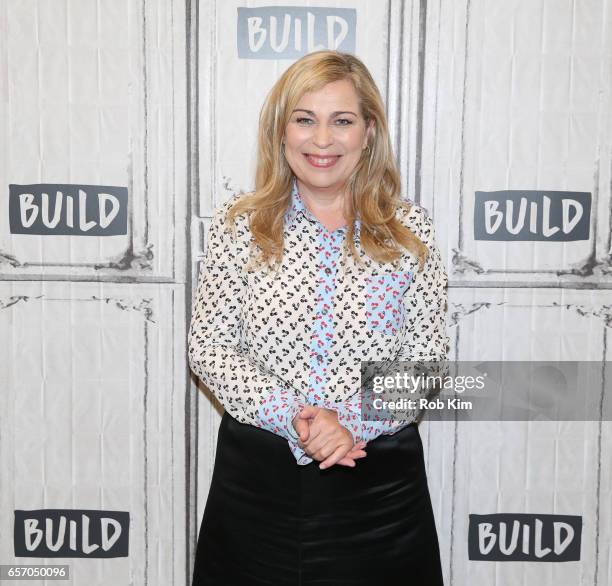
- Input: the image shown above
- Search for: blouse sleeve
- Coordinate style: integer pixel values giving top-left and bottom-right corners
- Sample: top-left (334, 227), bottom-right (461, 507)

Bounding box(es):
top-left (187, 201), bottom-right (311, 465)
top-left (396, 208), bottom-right (450, 363)
top-left (334, 207), bottom-right (450, 443)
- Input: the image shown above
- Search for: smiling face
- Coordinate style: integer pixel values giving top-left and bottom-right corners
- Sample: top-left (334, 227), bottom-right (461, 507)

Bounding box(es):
top-left (283, 79), bottom-right (374, 198)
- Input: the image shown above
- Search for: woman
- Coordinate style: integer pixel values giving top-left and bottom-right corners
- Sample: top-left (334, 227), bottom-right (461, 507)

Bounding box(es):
top-left (188, 50), bottom-right (449, 585)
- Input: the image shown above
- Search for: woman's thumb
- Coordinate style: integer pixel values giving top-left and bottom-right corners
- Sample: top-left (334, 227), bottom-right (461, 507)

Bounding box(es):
top-left (299, 405), bottom-right (319, 419)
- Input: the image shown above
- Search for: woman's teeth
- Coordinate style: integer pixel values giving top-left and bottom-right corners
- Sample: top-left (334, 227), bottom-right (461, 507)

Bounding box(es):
top-left (304, 154), bottom-right (340, 167)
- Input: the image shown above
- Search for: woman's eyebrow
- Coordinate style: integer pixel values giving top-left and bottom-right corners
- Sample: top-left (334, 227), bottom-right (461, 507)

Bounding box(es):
top-left (291, 109), bottom-right (357, 117)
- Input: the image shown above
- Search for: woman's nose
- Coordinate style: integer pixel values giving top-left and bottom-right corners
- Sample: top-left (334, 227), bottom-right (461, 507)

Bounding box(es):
top-left (312, 123), bottom-right (333, 148)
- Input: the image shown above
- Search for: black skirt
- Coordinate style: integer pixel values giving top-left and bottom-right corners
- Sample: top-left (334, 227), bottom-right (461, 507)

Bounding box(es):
top-left (192, 412), bottom-right (444, 586)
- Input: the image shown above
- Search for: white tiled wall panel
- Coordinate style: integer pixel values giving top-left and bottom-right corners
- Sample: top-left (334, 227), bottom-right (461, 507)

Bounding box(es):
top-left (0, 0), bottom-right (187, 280)
top-left (424, 0), bottom-right (612, 286)
top-left (0, 281), bottom-right (186, 585)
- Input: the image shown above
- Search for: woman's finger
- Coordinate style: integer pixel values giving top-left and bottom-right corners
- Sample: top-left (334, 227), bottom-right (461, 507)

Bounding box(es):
top-left (303, 431), bottom-right (332, 456)
top-left (335, 449), bottom-right (367, 465)
top-left (307, 429), bottom-right (341, 458)
top-left (293, 417), bottom-right (310, 443)
top-left (337, 455), bottom-right (359, 466)
top-left (298, 405), bottom-right (320, 419)
top-left (301, 424), bottom-right (323, 448)
top-left (319, 442), bottom-right (353, 469)
top-left (312, 445), bottom-right (351, 462)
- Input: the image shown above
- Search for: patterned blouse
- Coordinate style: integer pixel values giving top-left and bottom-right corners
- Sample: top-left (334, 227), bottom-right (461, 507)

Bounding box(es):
top-left (188, 177), bottom-right (449, 465)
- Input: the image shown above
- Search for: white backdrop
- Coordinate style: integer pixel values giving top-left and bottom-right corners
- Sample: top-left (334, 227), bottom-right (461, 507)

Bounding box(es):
top-left (1, 1), bottom-right (611, 585)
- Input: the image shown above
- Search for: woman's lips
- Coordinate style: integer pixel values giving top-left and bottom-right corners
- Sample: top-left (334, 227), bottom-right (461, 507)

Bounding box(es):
top-left (304, 154), bottom-right (341, 168)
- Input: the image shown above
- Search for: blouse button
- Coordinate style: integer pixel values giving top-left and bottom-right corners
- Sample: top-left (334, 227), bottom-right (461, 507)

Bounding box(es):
top-left (324, 267), bottom-right (332, 275)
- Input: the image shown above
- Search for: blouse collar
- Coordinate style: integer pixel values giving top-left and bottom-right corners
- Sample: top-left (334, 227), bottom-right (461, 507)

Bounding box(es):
top-left (285, 176), bottom-right (362, 240)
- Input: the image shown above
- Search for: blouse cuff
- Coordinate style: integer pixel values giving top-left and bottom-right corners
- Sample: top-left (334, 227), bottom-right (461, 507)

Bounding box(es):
top-left (288, 440), bottom-right (313, 466)
top-left (325, 397), bottom-right (364, 444)
top-left (258, 387), bottom-right (312, 464)
top-left (329, 395), bottom-right (411, 444)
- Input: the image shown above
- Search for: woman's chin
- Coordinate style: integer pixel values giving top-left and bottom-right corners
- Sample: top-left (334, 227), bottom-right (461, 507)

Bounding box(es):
top-left (296, 171), bottom-right (349, 190)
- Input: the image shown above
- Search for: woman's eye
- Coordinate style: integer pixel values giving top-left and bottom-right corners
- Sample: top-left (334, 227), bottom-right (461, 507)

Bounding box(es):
top-left (294, 117), bottom-right (354, 126)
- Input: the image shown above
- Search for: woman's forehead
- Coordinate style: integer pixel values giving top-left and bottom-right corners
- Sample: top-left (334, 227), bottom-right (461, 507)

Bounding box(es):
top-left (297, 79), bottom-right (358, 101)
top-left (292, 82), bottom-right (362, 114)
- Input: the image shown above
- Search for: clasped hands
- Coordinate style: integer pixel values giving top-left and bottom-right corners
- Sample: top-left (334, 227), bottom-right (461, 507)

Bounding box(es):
top-left (292, 405), bottom-right (368, 470)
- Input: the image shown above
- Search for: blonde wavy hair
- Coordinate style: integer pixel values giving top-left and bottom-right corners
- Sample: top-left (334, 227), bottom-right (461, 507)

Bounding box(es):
top-left (226, 50), bottom-right (428, 271)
